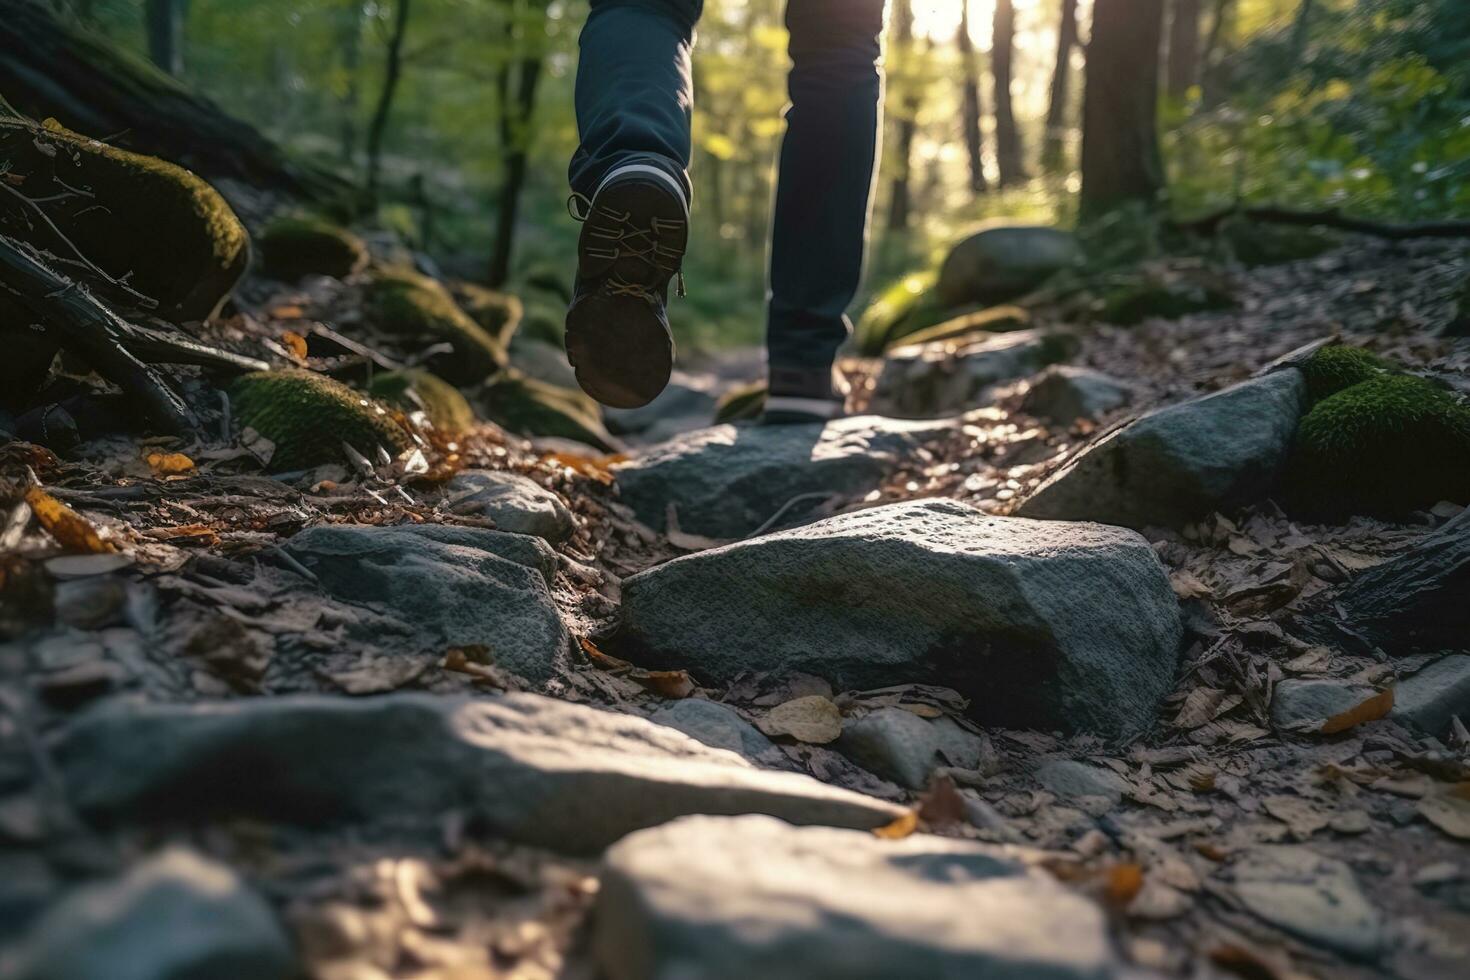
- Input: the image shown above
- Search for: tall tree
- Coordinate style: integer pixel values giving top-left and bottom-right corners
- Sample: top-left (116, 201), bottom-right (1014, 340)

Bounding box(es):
top-left (335, 0), bottom-right (365, 162)
top-left (956, 0), bottom-right (988, 195)
top-left (1080, 0), bottom-right (1166, 216)
top-left (1289, 0), bottom-right (1316, 65)
top-left (886, 0), bottom-right (918, 232)
top-left (144, 0), bottom-right (184, 77)
top-left (1040, 0), bottom-right (1079, 173)
top-left (1200, 0), bottom-right (1236, 105)
top-left (991, 0), bottom-right (1025, 186)
top-left (487, 1), bottom-right (546, 288)
top-left (364, 0), bottom-right (411, 208)
top-left (1166, 0), bottom-right (1202, 98)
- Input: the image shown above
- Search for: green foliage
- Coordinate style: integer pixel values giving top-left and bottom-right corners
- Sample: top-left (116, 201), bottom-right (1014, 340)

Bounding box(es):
top-left (259, 216), bottom-right (368, 280)
top-left (367, 368), bottom-right (476, 436)
top-left (853, 271), bottom-right (945, 356)
top-left (364, 270), bottom-right (506, 384)
top-left (1299, 344), bottom-right (1392, 403)
top-left (1285, 374), bottom-right (1470, 520)
top-left (477, 369), bottom-right (617, 451)
top-left (232, 369), bottom-right (411, 471)
top-left (713, 380), bottom-right (766, 424)
top-left (895, 305), bottom-right (1030, 350)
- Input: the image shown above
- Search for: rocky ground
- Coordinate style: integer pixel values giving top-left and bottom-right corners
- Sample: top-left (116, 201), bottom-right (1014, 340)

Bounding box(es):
top-left (2, 224), bottom-right (1469, 980)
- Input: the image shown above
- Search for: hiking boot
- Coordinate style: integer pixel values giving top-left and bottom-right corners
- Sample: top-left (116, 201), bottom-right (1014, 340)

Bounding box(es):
top-left (565, 163), bottom-right (688, 409)
top-left (761, 365), bottom-right (848, 425)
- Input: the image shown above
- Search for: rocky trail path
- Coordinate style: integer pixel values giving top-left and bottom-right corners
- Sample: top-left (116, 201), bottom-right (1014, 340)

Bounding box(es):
top-left (2, 223), bottom-right (1469, 980)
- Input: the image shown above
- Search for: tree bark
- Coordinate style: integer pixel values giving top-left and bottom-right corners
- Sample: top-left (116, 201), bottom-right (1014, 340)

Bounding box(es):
top-left (992, 0), bottom-right (1025, 186)
top-left (488, 53), bottom-right (545, 288)
top-left (886, 0), bottom-right (917, 232)
top-left (336, 0), bottom-right (364, 163)
top-left (144, 0), bottom-right (184, 77)
top-left (1289, 0), bottom-right (1315, 66)
top-left (365, 0), bottom-right (412, 208)
top-left (1166, 0), bottom-right (1201, 98)
top-left (0, 0), bottom-right (343, 197)
top-left (1080, 0), bottom-right (1166, 217)
top-left (1040, 0), bottom-right (1079, 174)
top-left (957, 0), bottom-right (988, 195)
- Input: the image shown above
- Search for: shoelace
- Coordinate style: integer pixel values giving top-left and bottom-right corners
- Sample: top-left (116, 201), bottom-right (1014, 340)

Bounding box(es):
top-left (568, 192), bottom-right (687, 299)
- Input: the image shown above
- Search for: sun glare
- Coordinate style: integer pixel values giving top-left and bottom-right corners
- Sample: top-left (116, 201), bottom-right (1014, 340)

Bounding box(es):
top-left (911, 0), bottom-right (1047, 44)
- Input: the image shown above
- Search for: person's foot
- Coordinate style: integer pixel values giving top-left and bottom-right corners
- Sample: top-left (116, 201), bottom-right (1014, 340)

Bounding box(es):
top-left (565, 163), bottom-right (688, 409)
top-left (761, 365), bottom-right (847, 425)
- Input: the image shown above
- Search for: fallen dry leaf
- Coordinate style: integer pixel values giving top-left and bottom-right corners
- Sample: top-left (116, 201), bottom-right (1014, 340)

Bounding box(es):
top-left (1169, 569), bottom-right (1213, 599)
top-left (280, 330), bottom-right (309, 359)
top-left (757, 695), bottom-right (843, 744)
top-left (577, 637), bottom-right (695, 699)
top-left (545, 451), bottom-right (627, 485)
top-left (1320, 687), bottom-right (1394, 735)
top-left (1103, 863), bottom-right (1145, 908)
top-left (24, 486), bottom-right (117, 554)
top-left (872, 809), bottom-right (918, 840)
top-left (1263, 795), bottom-right (1329, 839)
top-left (1418, 787), bottom-right (1470, 840)
top-left (916, 774), bottom-right (967, 827)
top-left (144, 524), bottom-right (219, 546)
top-left (1209, 943), bottom-right (1288, 980)
top-left (1172, 686), bottom-right (1239, 729)
top-left (145, 451), bottom-right (196, 477)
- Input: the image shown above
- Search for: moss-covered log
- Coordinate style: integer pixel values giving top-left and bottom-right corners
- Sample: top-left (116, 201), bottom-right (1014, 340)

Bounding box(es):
top-left (0, 0), bottom-right (345, 198)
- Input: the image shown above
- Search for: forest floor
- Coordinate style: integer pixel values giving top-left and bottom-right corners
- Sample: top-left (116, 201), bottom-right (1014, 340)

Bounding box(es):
top-left (2, 229), bottom-right (1469, 980)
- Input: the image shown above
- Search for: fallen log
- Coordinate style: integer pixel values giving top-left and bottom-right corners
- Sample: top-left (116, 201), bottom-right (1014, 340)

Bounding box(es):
top-left (1175, 205), bottom-right (1470, 240)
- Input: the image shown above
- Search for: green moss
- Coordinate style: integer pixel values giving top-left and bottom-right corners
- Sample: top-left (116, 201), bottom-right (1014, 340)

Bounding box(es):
top-left (259, 216), bottom-right (368, 280)
top-left (477, 369), bottom-right (618, 451)
top-left (365, 270), bottom-right (506, 384)
top-left (232, 369), bottom-right (412, 471)
top-left (0, 118), bottom-right (248, 321)
top-left (714, 381), bottom-right (767, 424)
top-left (853, 271), bottom-right (956, 355)
top-left (1097, 273), bottom-right (1234, 326)
top-left (892, 305), bottom-right (1031, 350)
top-left (367, 369), bottom-right (476, 436)
top-left (450, 282), bottom-right (524, 347)
top-left (1285, 374), bottom-right (1470, 520)
top-left (1299, 345), bottom-right (1392, 403)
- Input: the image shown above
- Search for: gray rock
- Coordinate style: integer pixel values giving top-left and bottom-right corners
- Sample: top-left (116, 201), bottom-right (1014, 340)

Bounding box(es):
top-left (836, 708), bottom-right (988, 789)
top-left (285, 523), bottom-right (567, 681)
top-left (1270, 679), bottom-right (1376, 731)
top-left (1391, 655), bottom-right (1470, 736)
top-left (594, 814), bottom-right (1129, 980)
top-left (614, 415), bottom-right (957, 539)
top-left (604, 371), bottom-right (721, 444)
top-left (54, 693), bottom-right (900, 853)
top-left (1231, 846), bottom-right (1385, 960)
top-left (619, 499), bottom-right (1183, 738)
top-left (1338, 509), bottom-right (1470, 654)
top-left (870, 329), bottom-right (1078, 419)
top-left (936, 225), bottom-right (1081, 307)
top-left (442, 470), bottom-right (575, 544)
top-left (1018, 369), bottom-right (1307, 530)
top-left (1021, 366), bottom-right (1135, 425)
top-left (1034, 759), bottom-right (1130, 807)
top-left (649, 699), bottom-right (781, 763)
top-left (15, 848), bottom-right (293, 980)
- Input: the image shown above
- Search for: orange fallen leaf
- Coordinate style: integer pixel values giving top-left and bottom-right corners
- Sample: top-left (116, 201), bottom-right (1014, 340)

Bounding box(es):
top-left (145, 451), bottom-right (195, 477)
top-left (1193, 841), bottom-right (1229, 862)
top-left (143, 524), bottom-right (219, 546)
top-left (24, 486), bottom-right (116, 554)
top-left (1209, 943), bottom-right (1287, 980)
top-left (280, 330), bottom-right (309, 359)
top-left (579, 636), bottom-right (633, 670)
top-left (1320, 687), bottom-right (1394, 735)
top-left (578, 637), bottom-right (694, 699)
top-left (269, 304), bottom-right (306, 320)
top-left (545, 451), bottom-right (628, 485)
top-left (872, 809), bottom-right (918, 840)
top-left (1103, 863), bottom-right (1145, 907)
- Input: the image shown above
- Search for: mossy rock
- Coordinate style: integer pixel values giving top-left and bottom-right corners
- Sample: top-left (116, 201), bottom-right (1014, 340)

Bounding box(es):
top-left (1220, 218), bottom-right (1340, 267)
top-left (714, 381), bottom-right (767, 424)
top-left (936, 225), bottom-right (1081, 308)
top-left (367, 369), bottom-right (476, 437)
top-left (895, 305), bottom-right (1031, 350)
top-left (258, 216), bottom-right (368, 280)
top-left (854, 272), bottom-right (960, 355)
top-left (0, 118), bottom-right (248, 321)
top-left (477, 369), bottom-right (618, 452)
top-left (1097, 272), bottom-right (1234, 326)
top-left (450, 282), bottom-right (524, 347)
top-left (364, 270), bottom-right (506, 385)
top-left (1285, 374), bottom-right (1470, 520)
top-left (1299, 344), bottom-right (1392, 403)
top-left (232, 369), bottom-right (412, 472)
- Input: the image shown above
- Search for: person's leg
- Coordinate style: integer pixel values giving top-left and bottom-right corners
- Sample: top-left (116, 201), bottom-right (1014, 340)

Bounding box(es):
top-left (565, 0), bottom-right (704, 410)
top-left (765, 0), bottom-right (886, 419)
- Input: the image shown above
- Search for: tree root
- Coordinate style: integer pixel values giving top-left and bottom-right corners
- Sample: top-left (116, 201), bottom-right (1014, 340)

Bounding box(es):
top-left (1175, 205), bottom-right (1470, 240)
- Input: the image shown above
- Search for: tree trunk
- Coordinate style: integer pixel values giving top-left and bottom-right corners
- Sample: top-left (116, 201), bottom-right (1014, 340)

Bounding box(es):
top-left (336, 0), bottom-right (364, 163)
top-left (365, 0), bottom-right (412, 208)
top-left (1289, 0), bottom-right (1315, 66)
top-left (991, 0), bottom-right (1025, 186)
top-left (488, 54), bottom-right (544, 288)
top-left (1040, 0), bottom-right (1078, 174)
top-left (1080, 0), bottom-right (1166, 217)
top-left (886, 0), bottom-right (917, 233)
top-left (144, 0), bottom-right (184, 77)
top-left (957, 0), bottom-right (988, 195)
top-left (0, 0), bottom-right (343, 197)
top-left (1200, 0), bottom-right (1235, 106)
top-left (1166, 0), bottom-right (1202, 98)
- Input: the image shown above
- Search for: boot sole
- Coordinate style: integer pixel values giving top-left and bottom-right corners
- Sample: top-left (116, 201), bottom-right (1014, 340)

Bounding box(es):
top-left (566, 176), bottom-right (685, 409)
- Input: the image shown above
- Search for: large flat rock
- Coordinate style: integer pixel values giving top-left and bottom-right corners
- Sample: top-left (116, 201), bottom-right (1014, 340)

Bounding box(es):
top-left (594, 814), bottom-right (1129, 980)
top-left (285, 523), bottom-right (568, 681)
top-left (613, 415), bottom-right (957, 538)
top-left (1337, 509), bottom-right (1470, 655)
top-left (619, 499), bottom-right (1183, 738)
top-left (53, 693), bottom-right (900, 853)
top-left (1018, 369), bottom-right (1307, 530)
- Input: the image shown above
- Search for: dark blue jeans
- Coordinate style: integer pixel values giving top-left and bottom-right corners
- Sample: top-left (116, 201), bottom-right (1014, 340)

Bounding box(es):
top-left (570, 0), bottom-right (886, 373)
